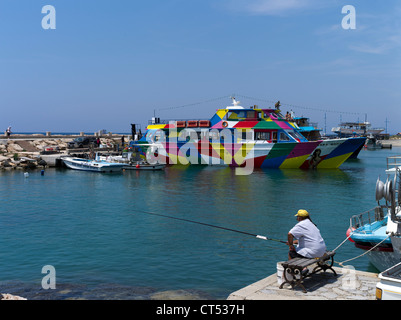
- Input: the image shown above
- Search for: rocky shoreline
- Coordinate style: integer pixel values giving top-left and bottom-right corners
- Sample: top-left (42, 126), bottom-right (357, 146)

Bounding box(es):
top-left (1, 293), bottom-right (27, 300)
top-left (0, 134), bottom-right (127, 170)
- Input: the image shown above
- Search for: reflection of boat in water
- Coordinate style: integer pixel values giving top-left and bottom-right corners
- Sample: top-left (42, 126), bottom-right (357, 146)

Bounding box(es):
top-left (347, 156), bottom-right (401, 271)
top-left (62, 156), bottom-right (125, 173)
top-left (130, 98), bottom-right (366, 169)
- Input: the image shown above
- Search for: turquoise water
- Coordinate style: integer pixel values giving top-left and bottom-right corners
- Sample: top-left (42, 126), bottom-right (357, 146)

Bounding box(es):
top-left (0, 147), bottom-right (400, 299)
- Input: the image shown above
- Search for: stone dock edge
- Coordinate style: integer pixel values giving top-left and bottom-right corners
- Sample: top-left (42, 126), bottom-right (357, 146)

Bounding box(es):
top-left (227, 266), bottom-right (379, 300)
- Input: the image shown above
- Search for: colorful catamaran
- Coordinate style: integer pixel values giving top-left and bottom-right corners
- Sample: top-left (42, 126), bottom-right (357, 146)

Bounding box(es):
top-left (130, 98), bottom-right (366, 170)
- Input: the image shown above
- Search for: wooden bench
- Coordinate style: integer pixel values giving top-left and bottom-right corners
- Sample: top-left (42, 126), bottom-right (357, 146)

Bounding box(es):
top-left (279, 251), bottom-right (337, 293)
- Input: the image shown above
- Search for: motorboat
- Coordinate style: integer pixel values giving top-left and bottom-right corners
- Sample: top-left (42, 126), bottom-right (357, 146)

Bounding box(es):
top-left (347, 156), bottom-right (401, 271)
top-left (98, 151), bottom-right (165, 171)
top-left (62, 156), bottom-right (125, 173)
top-left (123, 161), bottom-right (165, 170)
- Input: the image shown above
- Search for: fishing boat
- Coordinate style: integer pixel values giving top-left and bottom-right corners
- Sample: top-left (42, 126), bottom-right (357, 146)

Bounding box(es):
top-left (347, 156), bottom-right (401, 271)
top-left (98, 151), bottom-right (165, 170)
top-left (123, 161), bottom-right (165, 171)
top-left (130, 98), bottom-right (367, 170)
top-left (62, 156), bottom-right (125, 173)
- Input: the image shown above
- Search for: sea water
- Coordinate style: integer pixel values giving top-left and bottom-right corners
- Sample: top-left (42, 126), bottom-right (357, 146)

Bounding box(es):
top-left (0, 147), bottom-right (399, 299)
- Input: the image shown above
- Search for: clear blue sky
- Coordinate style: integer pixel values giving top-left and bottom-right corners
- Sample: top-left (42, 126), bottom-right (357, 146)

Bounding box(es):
top-left (0, 0), bottom-right (400, 134)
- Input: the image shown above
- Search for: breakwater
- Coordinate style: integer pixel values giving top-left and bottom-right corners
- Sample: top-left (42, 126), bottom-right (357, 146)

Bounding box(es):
top-left (0, 133), bottom-right (128, 170)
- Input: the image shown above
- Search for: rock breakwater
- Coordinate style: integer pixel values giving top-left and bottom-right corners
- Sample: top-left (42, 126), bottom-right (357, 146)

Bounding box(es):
top-left (0, 136), bottom-right (124, 170)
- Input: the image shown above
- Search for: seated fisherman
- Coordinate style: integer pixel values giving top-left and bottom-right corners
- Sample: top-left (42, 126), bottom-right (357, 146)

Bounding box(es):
top-left (287, 209), bottom-right (326, 260)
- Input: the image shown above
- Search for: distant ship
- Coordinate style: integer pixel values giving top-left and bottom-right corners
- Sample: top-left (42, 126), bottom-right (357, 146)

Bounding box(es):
top-left (332, 122), bottom-right (384, 138)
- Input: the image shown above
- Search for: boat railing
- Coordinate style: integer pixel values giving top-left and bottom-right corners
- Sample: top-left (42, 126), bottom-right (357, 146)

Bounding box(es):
top-left (349, 206), bottom-right (386, 233)
top-left (148, 118), bottom-right (209, 125)
top-left (387, 155), bottom-right (401, 171)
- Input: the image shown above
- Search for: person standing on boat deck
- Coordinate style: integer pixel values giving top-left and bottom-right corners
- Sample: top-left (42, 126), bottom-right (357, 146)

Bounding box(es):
top-left (287, 209), bottom-right (326, 260)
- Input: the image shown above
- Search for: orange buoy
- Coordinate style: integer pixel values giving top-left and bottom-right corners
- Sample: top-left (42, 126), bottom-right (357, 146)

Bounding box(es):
top-left (346, 227), bottom-right (355, 242)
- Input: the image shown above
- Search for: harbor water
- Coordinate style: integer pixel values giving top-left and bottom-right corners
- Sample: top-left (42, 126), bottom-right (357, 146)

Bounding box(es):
top-left (0, 147), bottom-right (399, 299)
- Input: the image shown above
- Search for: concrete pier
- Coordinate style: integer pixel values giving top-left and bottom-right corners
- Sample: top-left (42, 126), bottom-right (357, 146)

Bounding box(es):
top-left (227, 266), bottom-right (378, 300)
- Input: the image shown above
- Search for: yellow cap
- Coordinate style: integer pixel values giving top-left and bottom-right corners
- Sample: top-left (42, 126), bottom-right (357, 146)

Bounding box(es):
top-left (295, 209), bottom-right (309, 217)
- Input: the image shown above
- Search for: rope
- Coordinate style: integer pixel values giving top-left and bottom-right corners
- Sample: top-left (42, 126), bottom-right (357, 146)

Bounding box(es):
top-left (332, 232), bottom-right (354, 253)
top-left (156, 95), bottom-right (231, 111)
top-left (234, 93), bottom-right (365, 115)
top-left (335, 233), bottom-right (392, 267)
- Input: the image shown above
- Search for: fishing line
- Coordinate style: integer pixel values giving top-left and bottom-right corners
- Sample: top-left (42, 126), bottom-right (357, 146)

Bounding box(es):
top-left (132, 208), bottom-right (287, 244)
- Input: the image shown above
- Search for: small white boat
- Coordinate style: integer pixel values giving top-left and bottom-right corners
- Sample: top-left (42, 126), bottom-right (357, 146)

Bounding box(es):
top-left (98, 151), bottom-right (165, 170)
top-left (62, 156), bottom-right (125, 173)
top-left (124, 161), bottom-right (165, 170)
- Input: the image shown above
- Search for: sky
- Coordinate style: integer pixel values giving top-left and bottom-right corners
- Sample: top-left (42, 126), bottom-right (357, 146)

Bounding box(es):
top-left (0, 0), bottom-right (400, 134)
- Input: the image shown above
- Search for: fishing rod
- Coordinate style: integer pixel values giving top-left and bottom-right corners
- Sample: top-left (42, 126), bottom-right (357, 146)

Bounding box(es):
top-left (134, 208), bottom-right (287, 244)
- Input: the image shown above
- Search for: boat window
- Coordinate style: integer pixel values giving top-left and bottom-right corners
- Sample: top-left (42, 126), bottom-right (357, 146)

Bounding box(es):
top-left (227, 111), bottom-right (247, 120)
top-left (255, 131), bottom-right (270, 140)
top-left (287, 131), bottom-right (304, 141)
top-left (247, 111), bottom-right (257, 119)
top-left (279, 132), bottom-right (290, 141)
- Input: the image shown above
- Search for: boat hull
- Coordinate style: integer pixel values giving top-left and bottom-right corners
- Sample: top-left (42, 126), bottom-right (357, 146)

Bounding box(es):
top-left (349, 216), bottom-right (396, 272)
top-left (309, 137), bottom-right (366, 169)
top-left (123, 163), bottom-right (165, 170)
top-left (133, 136), bottom-right (366, 169)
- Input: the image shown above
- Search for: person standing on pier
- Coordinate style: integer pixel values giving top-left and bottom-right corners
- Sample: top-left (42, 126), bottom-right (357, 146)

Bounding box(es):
top-left (287, 209), bottom-right (326, 260)
top-left (5, 126), bottom-right (11, 138)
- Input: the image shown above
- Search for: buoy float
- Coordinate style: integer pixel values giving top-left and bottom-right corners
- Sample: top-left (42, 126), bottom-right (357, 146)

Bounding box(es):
top-left (346, 227), bottom-right (355, 242)
top-left (24, 172), bottom-right (29, 178)
top-left (136, 164), bottom-right (140, 169)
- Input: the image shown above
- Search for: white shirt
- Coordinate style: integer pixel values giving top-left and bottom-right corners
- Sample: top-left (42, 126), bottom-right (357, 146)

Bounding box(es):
top-left (289, 219), bottom-right (326, 258)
